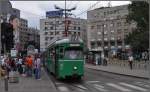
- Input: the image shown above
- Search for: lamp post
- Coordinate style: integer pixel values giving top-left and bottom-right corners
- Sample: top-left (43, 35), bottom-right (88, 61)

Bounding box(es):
top-left (101, 24), bottom-right (105, 65)
top-left (55, 0), bottom-right (76, 37)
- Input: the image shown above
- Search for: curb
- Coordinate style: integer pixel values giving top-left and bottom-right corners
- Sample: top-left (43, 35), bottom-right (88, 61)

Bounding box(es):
top-left (86, 65), bottom-right (149, 80)
top-left (43, 68), bottom-right (58, 92)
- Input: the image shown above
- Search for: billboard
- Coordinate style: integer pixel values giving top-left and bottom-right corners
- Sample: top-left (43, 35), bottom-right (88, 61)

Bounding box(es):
top-left (46, 11), bottom-right (63, 17)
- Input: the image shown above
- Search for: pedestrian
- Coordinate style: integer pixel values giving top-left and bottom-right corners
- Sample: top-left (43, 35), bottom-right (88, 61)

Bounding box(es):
top-left (34, 56), bottom-right (41, 80)
top-left (17, 57), bottom-right (23, 74)
top-left (26, 55), bottom-right (33, 77)
top-left (128, 55), bottom-right (133, 70)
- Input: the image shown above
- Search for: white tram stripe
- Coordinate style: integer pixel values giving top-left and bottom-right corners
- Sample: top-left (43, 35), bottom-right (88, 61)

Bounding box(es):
top-left (94, 84), bottom-right (108, 92)
top-left (119, 82), bottom-right (147, 91)
top-left (107, 83), bottom-right (131, 92)
top-left (58, 86), bottom-right (69, 92)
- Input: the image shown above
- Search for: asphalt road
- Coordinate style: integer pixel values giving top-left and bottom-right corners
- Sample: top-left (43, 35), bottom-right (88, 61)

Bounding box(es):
top-left (48, 68), bottom-right (150, 92)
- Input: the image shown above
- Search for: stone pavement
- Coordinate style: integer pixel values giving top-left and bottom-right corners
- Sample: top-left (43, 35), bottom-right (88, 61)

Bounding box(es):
top-left (85, 63), bottom-right (150, 79)
top-left (0, 68), bottom-right (57, 92)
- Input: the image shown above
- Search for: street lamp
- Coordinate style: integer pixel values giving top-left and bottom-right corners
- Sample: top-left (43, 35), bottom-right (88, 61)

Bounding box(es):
top-left (55, 1), bottom-right (76, 37)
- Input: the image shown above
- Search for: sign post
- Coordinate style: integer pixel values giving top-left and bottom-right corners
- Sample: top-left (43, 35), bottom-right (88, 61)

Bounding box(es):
top-left (11, 49), bottom-right (17, 57)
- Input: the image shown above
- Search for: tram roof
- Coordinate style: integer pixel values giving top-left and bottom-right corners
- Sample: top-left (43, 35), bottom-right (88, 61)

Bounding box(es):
top-left (55, 38), bottom-right (83, 45)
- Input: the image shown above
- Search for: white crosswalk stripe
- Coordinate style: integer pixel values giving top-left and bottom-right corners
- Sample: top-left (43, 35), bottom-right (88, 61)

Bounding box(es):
top-left (86, 81), bottom-right (100, 83)
top-left (94, 84), bottom-right (108, 92)
top-left (58, 86), bottom-right (69, 92)
top-left (107, 83), bottom-right (131, 92)
top-left (135, 82), bottom-right (150, 88)
top-left (74, 84), bottom-right (87, 90)
top-left (119, 82), bottom-right (147, 92)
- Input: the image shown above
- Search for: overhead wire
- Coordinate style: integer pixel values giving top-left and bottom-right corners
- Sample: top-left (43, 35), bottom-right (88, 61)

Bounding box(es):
top-left (76, 1), bottom-right (101, 17)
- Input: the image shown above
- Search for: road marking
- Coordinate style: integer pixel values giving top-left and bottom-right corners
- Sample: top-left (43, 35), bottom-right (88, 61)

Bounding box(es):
top-left (55, 82), bottom-right (64, 85)
top-left (119, 82), bottom-right (147, 91)
top-left (107, 83), bottom-right (131, 92)
top-left (94, 84), bottom-right (108, 92)
top-left (75, 85), bottom-right (87, 90)
top-left (86, 81), bottom-right (100, 83)
top-left (57, 86), bottom-right (69, 92)
top-left (135, 82), bottom-right (150, 88)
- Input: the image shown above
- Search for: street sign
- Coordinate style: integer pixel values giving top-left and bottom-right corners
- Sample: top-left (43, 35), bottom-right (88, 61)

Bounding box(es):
top-left (11, 49), bottom-right (17, 57)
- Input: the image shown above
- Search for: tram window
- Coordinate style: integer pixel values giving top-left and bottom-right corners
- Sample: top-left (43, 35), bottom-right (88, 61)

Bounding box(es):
top-left (59, 48), bottom-right (64, 59)
top-left (64, 47), bottom-right (83, 59)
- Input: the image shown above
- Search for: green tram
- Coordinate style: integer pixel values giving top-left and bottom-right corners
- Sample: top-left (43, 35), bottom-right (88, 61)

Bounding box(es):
top-left (44, 37), bottom-right (84, 79)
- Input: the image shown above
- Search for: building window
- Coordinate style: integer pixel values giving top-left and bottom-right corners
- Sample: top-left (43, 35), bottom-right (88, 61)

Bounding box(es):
top-left (50, 37), bottom-right (53, 40)
top-left (45, 37), bottom-right (49, 41)
top-left (50, 32), bottom-right (53, 35)
top-left (104, 31), bottom-right (107, 35)
top-left (56, 32), bottom-right (59, 35)
top-left (78, 32), bottom-right (80, 36)
top-left (91, 26), bottom-right (94, 29)
top-left (110, 23), bottom-right (114, 27)
top-left (91, 42), bottom-right (95, 49)
top-left (117, 22), bottom-right (121, 26)
top-left (74, 27), bottom-right (76, 30)
top-left (117, 29), bottom-right (122, 33)
top-left (111, 30), bottom-right (114, 33)
top-left (45, 22), bottom-right (49, 25)
top-left (45, 27), bottom-right (48, 30)
top-left (97, 25), bottom-right (101, 29)
top-left (98, 32), bottom-right (101, 35)
top-left (44, 32), bottom-right (48, 35)
top-left (104, 24), bottom-right (106, 27)
top-left (45, 42), bottom-right (48, 45)
top-left (111, 37), bottom-right (115, 40)
top-left (78, 27), bottom-right (80, 30)
top-left (50, 26), bottom-right (53, 30)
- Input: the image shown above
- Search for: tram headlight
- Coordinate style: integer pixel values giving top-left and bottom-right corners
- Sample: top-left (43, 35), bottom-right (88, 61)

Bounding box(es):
top-left (74, 66), bottom-right (77, 70)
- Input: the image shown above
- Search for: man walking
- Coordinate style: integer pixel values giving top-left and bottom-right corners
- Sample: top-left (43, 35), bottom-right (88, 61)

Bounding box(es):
top-left (128, 55), bottom-right (133, 70)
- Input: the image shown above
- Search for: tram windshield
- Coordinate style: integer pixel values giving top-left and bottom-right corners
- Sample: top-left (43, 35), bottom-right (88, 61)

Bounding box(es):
top-left (64, 48), bottom-right (83, 59)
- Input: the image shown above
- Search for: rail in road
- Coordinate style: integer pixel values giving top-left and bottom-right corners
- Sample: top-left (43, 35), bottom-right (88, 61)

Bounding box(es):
top-left (45, 67), bottom-right (150, 92)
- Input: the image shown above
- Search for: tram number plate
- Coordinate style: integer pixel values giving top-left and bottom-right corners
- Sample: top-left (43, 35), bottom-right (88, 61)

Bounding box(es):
top-left (70, 44), bottom-right (80, 46)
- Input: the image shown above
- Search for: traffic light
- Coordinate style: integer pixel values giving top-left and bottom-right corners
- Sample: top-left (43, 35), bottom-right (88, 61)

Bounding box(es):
top-left (1, 22), bottom-right (14, 54)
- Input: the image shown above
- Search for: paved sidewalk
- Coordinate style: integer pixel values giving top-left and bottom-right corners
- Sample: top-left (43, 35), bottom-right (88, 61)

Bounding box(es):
top-left (0, 68), bottom-right (57, 92)
top-left (85, 63), bottom-right (149, 79)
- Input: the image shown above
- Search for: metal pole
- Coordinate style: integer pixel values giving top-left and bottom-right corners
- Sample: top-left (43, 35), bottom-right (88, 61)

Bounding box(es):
top-left (0, 16), bottom-right (1, 59)
top-left (55, 17), bottom-right (56, 35)
top-left (64, 0), bottom-right (67, 37)
top-left (102, 24), bottom-right (105, 65)
top-left (4, 73), bottom-right (8, 91)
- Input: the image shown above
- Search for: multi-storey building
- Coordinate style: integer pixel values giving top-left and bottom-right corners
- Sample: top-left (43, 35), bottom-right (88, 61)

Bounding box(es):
top-left (18, 18), bottom-right (40, 51)
top-left (40, 16), bottom-right (87, 51)
top-left (87, 5), bottom-right (136, 57)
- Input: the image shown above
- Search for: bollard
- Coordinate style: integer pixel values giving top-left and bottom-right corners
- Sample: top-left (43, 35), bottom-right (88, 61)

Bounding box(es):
top-left (4, 75), bottom-right (8, 91)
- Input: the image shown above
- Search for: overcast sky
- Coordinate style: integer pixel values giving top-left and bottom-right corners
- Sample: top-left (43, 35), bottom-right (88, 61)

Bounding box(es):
top-left (10, 1), bottom-right (131, 29)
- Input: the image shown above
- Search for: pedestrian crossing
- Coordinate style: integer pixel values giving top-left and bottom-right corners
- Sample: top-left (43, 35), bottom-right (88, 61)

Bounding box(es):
top-left (56, 81), bottom-right (149, 92)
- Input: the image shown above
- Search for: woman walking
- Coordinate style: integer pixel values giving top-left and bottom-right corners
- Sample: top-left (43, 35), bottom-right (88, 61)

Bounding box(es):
top-left (34, 56), bottom-right (41, 80)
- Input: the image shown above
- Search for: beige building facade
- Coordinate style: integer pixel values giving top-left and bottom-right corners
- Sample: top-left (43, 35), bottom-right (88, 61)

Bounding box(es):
top-left (40, 17), bottom-right (87, 51)
top-left (87, 5), bottom-right (136, 56)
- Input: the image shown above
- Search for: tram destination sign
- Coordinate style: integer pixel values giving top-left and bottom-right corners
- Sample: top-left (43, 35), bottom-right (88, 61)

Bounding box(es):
top-left (70, 44), bottom-right (80, 47)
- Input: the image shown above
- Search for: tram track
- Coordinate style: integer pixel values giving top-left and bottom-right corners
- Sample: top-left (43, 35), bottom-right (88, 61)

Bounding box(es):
top-left (44, 66), bottom-right (97, 92)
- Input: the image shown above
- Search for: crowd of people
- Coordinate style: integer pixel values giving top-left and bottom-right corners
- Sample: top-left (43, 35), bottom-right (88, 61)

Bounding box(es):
top-left (0, 54), bottom-right (41, 80)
